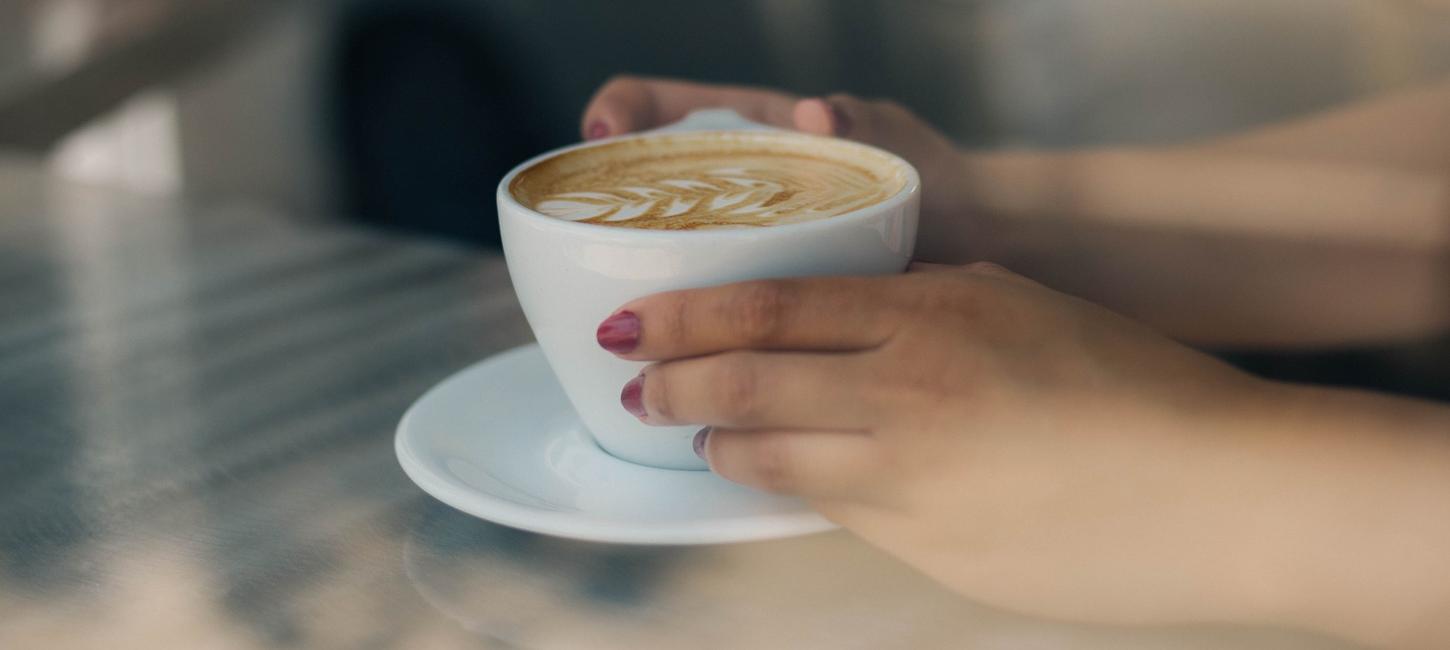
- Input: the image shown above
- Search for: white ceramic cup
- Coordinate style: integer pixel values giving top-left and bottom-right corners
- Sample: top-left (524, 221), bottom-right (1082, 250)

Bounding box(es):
top-left (498, 110), bottom-right (920, 470)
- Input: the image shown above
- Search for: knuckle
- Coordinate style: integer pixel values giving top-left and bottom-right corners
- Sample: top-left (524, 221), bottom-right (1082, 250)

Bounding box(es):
top-left (949, 285), bottom-right (989, 323)
top-left (889, 280), bottom-right (1002, 345)
top-left (903, 273), bottom-right (981, 314)
top-left (890, 352), bottom-right (962, 404)
top-left (711, 354), bottom-right (763, 420)
top-left (729, 281), bottom-right (792, 344)
top-left (964, 261), bottom-right (1013, 278)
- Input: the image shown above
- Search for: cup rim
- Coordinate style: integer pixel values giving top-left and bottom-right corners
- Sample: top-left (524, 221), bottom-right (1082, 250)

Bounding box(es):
top-left (495, 129), bottom-right (921, 240)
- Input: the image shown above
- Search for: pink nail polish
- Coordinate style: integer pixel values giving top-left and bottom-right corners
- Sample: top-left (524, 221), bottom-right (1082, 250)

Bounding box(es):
top-left (693, 427), bottom-right (710, 460)
top-left (828, 102), bottom-right (852, 136)
top-left (596, 310), bottom-right (640, 354)
top-left (621, 374), bottom-right (647, 419)
top-left (586, 120), bottom-right (610, 140)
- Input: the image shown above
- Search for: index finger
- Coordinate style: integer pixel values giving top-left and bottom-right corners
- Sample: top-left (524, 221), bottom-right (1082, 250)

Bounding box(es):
top-left (580, 75), bottom-right (801, 140)
top-left (596, 277), bottom-right (897, 361)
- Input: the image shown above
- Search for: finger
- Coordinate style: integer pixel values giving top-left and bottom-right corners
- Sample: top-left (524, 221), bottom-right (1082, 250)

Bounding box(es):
top-left (629, 351), bottom-right (879, 429)
top-left (702, 427), bottom-right (881, 497)
top-left (791, 94), bottom-right (892, 145)
top-left (581, 75), bottom-right (801, 140)
top-left (796, 94), bottom-right (960, 189)
top-left (791, 97), bottom-right (847, 137)
top-left (598, 277), bottom-right (897, 361)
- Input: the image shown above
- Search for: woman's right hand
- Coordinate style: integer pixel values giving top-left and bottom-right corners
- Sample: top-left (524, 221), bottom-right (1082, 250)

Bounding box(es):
top-left (579, 75), bottom-right (966, 221)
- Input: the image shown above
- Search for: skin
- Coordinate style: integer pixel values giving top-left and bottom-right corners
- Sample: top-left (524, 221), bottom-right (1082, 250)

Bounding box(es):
top-left (583, 75), bottom-right (1450, 347)
top-left (580, 76), bottom-right (1450, 646)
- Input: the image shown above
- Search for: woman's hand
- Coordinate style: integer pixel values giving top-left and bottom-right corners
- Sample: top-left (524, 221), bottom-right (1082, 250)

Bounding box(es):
top-left (579, 75), bottom-right (966, 221)
top-left (598, 262), bottom-right (1279, 624)
top-left (591, 261), bottom-right (1450, 644)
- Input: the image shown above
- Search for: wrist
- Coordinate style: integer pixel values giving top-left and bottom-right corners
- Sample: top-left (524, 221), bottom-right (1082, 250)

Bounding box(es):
top-left (1219, 381), bottom-right (1450, 646)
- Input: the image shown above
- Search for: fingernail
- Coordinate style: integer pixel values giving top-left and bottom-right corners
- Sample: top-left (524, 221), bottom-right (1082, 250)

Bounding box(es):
top-left (693, 427), bottom-right (710, 460)
top-left (828, 101), bottom-right (852, 136)
top-left (596, 310), bottom-right (640, 354)
top-left (621, 374), bottom-right (647, 419)
top-left (586, 120), bottom-right (610, 140)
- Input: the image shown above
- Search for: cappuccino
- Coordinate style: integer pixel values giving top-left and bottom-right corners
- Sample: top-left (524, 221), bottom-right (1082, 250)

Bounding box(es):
top-left (499, 114), bottom-right (919, 469)
top-left (509, 132), bottom-right (908, 230)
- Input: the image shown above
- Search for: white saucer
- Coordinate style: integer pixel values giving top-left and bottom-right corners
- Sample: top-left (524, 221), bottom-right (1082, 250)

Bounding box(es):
top-left (395, 344), bottom-right (837, 545)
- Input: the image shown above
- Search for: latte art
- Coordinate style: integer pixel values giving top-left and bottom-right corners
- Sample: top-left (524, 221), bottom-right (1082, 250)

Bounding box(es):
top-left (509, 132), bottom-right (909, 230)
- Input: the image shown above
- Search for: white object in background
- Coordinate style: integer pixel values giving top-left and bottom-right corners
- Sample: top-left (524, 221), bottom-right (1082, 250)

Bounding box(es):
top-left (48, 90), bottom-right (182, 196)
top-left (29, 0), bottom-right (101, 73)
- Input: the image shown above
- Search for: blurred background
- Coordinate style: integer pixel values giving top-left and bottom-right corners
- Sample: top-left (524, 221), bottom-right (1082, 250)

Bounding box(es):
top-left (3, 0), bottom-right (1449, 242)
top-left (3, 0), bottom-right (1447, 394)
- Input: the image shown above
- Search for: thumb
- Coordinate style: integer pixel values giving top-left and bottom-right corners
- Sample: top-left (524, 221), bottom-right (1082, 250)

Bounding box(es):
top-left (793, 94), bottom-right (891, 144)
top-left (792, 95), bottom-right (957, 181)
top-left (791, 97), bottom-right (850, 138)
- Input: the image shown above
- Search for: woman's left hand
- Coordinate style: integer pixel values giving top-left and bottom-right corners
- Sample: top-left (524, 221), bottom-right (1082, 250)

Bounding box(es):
top-left (596, 262), bottom-right (1296, 630)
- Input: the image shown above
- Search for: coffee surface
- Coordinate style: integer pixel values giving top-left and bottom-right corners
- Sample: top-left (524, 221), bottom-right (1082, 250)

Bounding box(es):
top-left (509, 132), bottom-right (909, 230)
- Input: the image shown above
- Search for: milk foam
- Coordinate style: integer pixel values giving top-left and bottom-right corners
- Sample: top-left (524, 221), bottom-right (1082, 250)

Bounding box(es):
top-left (509, 132), bottom-right (909, 230)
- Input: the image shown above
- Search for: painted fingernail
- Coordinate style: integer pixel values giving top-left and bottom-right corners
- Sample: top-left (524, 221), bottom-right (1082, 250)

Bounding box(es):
top-left (621, 374), bottom-right (647, 419)
top-left (586, 120), bottom-right (610, 140)
top-left (596, 310), bottom-right (640, 354)
top-left (693, 427), bottom-right (710, 460)
top-left (828, 101), bottom-right (852, 136)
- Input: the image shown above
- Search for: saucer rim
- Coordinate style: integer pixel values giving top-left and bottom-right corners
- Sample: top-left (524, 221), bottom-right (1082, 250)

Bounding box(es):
top-left (395, 344), bottom-right (838, 546)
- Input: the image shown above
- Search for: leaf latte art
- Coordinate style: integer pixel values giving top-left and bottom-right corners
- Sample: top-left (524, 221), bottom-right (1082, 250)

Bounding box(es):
top-left (509, 132), bottom-right (910, 230)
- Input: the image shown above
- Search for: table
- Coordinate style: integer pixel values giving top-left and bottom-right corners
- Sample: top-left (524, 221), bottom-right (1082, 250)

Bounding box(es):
top-left (0, 154), bottom-right (1349, 649)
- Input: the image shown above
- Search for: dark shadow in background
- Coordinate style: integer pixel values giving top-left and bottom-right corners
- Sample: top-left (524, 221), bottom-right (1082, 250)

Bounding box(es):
top-left (328, 0), bottom-right (788, 248)
top-left (1223, 338), bottom-right (1450, 402)
top-left (331, 3), bottom-right (543, 248)
top-left (327, 0), bottom-right (991, 249)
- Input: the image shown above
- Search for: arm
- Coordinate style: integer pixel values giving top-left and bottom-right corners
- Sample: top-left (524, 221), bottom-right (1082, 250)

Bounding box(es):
top-left (581, 75), bottom-right (1450, 348)
top-left (941, 146), bottom-right (1448, 347)
top-left (928, 80), bottom-right (1450, 347)
top-left (1193, 80), bottom-right (1450, 169)
top-left (1236, 384), bottom-right (1450, 647)
top-left (599, 265), bottom-right (1450, 647)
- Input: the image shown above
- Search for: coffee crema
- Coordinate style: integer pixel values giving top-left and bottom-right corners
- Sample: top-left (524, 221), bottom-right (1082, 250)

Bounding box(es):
top-left (508, 132), bottom-right (909, 230)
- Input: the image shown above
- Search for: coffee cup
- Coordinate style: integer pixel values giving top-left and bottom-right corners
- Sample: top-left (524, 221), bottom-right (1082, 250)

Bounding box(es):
top-left (498, 110), bottom-right (919, 470)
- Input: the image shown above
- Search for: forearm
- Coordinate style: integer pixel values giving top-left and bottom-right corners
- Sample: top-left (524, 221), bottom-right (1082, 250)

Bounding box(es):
top-left (965, 149), bottom-right (1447, 249)
top-left (1237, 384), bottom-right (1450, 647)
top-left (922, 149), bottom-right (1449, 347)
top-left (1190, 79), bottom-right (1450, 170)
